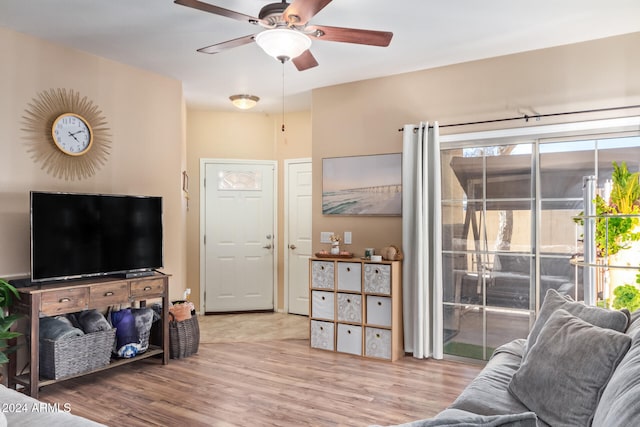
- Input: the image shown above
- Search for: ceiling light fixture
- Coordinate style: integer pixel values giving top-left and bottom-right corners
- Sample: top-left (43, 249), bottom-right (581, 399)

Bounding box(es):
top-left (229, 94), bottom-right (260, 110)
top-left (255, 29), bottom-right (311, 63)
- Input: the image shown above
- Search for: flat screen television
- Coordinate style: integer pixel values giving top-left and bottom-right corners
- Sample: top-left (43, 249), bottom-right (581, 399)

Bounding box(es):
top-left (30, 191), bottom-right (163, 282)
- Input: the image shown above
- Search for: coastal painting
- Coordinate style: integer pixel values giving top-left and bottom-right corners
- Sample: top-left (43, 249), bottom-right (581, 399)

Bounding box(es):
top-left (322, 153), bottom-right (402, 216)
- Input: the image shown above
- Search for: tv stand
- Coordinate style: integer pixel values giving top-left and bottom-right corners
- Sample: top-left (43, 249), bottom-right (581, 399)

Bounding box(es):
top-left (7, 273), bottom-right (170, 398)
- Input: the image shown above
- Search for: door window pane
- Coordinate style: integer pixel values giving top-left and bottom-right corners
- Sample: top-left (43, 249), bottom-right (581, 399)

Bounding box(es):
top-left (442, 144), bottom-right (534, 360)
top-left (540, 141), bottom-right (595, 199)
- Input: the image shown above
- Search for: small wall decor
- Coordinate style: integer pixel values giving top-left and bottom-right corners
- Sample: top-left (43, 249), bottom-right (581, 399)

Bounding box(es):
top-left (182, 171), bottom-right (189, 193)
top-left (322, 153), bottom-right (402, 215)
top-left (22, 88), bottom-right (111, 180)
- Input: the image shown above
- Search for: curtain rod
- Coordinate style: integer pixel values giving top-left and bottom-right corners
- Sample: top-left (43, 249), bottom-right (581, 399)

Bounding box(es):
top-left (398, 104), bottom-right (640, 132)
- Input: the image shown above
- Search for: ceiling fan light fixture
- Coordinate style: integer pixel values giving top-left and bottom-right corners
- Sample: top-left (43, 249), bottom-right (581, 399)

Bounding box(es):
top-left (255, 29), bottom-right (311, 63)
top-left (229, 94), bottom-right (260, 110)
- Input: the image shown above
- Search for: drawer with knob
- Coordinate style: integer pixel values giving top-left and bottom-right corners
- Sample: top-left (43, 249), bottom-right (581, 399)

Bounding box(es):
top-left (337, 293), bottom-right (362, 323)
top-left (310, 320), bottom-right (335, 351)
top-left (366, 295), bottom-right (392, 327)
top-left (130, 278), bottom-right (166, 298)
top-left (40, 287), bottom-right (89, 316)
top-left (337, 324), bottom-right (362, 356)
top-left (337, 262), bottom-right (361, 292)
top-left (311, 290), bottom-right (335, 320)
top-left (365, 327), bottom-right (392, 359)
top-left (89, 281), bottom-right (129, 307)
top-left (311, 261), bottom-right (335, 289)
top-left (364, 264), bottom-right (391, 294)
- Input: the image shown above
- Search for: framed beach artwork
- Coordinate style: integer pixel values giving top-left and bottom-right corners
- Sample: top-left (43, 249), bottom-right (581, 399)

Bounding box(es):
top-left (322, 153), bottom-right (402, 216)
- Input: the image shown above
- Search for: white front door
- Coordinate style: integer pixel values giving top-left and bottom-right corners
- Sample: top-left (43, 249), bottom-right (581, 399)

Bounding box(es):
top-left (285, 159), bottom-right (312, 315)
top-left (201, 160), bottom-right (276, 312)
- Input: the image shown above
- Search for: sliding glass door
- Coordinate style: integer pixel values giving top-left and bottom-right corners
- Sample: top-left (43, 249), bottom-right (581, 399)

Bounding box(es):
top-left (441, 134), bottom-right (640, 360)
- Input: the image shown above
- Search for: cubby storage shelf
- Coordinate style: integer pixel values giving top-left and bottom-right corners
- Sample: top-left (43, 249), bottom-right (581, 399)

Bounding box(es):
top-left (309, 257), bottom-right (403, 361)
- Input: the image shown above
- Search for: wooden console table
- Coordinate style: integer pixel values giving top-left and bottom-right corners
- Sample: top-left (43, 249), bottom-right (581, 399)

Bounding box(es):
top-left (8, 272), bottom-right (169, 398)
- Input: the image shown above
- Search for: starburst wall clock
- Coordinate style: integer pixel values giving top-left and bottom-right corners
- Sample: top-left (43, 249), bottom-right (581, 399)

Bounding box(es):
top-left (22, 88), bottom-right (111, 180)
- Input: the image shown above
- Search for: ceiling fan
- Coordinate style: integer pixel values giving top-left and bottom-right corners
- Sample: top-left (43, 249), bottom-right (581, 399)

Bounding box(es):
top-left (174, 0), bottom-right (393, 71)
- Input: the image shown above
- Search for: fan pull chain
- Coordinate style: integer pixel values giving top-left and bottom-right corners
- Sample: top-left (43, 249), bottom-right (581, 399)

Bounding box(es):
top-left (281, 62), bottom-right (285, 132)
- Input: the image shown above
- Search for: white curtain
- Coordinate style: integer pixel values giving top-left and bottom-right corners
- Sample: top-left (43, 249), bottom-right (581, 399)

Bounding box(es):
top-left (402, 122), bottom-right (443, 359)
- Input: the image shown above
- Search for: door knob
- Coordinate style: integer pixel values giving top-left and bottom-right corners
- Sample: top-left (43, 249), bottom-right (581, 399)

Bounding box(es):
top-left (289, 244), bottom-right (297, 250)
top-left (262, 244), bottom-right (272, 249)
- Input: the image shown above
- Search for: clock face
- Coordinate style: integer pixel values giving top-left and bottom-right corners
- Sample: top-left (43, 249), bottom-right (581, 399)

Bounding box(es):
top-left (51, 113), bottom-right (93, 156)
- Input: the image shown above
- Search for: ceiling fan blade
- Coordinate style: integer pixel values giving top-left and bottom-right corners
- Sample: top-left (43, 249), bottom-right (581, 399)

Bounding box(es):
top-left (307, 25), bottom-right (393, 47)
top-left (174, 0), bottom-right (260, 25)
top-left (292, 50), bottom-right (319, 71)
top-left (283, 0), bottom-right (333, 25)
top-left (196, 34), bottom-right (256, 54)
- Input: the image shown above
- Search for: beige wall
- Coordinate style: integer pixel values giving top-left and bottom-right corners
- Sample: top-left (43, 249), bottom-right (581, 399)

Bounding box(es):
top-left (4, 25), bottom-right (639, 315)
top-left (185, 110), bottom-right (311, 310)
top-left (311, 32), bottom-right (640, 257)
top-left (0, 28), bottom-right (187, 299)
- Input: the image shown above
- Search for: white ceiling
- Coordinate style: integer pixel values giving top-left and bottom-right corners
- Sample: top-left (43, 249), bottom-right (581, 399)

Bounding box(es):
top-left (2, 0), bottom-right (640, 113)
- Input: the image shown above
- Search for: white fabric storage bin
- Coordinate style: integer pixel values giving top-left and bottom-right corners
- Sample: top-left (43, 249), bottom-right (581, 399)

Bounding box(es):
top-left (337, 293), bottom-right (362, 323)
top-left (310, 320), bottom-right (335, 351)
top-left (311, 261), bottom-right (335, 289)
top-left (311, 290), bottom-right (335, 320)
top-left (366, 295), bottom-right (392, 327)
top-left (364, 264), bottom-right (391, 294)
top-left (337, 324), bottom-right (362, 356)
top-left (365, 327), bottom-right (392, 359)
top-left (337, 262), bottom-right (362, 292)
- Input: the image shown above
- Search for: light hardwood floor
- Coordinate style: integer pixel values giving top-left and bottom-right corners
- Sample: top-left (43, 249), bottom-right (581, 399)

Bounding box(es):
top-left (38, 313), bottom-right (482, 427)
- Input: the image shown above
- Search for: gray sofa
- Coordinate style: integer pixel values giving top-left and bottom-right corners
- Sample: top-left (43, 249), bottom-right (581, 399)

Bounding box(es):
top-left (0, 383), bottom-right (105, 426)
top-left (380, 289), bottom-right (640, 427)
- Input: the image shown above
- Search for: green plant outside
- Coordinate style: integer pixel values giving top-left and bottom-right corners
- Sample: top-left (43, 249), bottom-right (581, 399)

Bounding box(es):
top-left (610, 161), bottom-right (640, 214)
top-left (0, 278), bottom-right (21, 365)
top-left (593, 194), bottom-right (640, 257)
top-left (575, 161), bottom-right (640, 257)
top-left (612, 283), bottom-right (640, 312)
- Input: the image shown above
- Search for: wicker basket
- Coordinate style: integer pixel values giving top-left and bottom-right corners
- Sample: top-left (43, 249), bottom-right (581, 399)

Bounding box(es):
top-left (40, 328), bottom-right (116, 380)
top-left (169, 313), bottom-right (199, 359)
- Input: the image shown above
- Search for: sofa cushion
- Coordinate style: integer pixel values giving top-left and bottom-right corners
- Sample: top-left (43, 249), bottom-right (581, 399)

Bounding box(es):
top-left (448, 340), bottom-right (533, 417)
top-left (591, 327), bottom-right (640, 427)
top-left (625, 307), bottom-right (640, 336)
top-left (371, 409), bottom-right (538, 426)
top-left (509, 309), bottom-right (632, 427)
top-left (525, 288), bottom-right (628, 354)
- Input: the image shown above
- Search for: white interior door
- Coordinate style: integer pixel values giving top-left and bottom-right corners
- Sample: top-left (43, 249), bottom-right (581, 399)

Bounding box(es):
top-left (285, 159), bottom-right (312, 315)
top-left (202, 160), bottom-right (276, 312)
